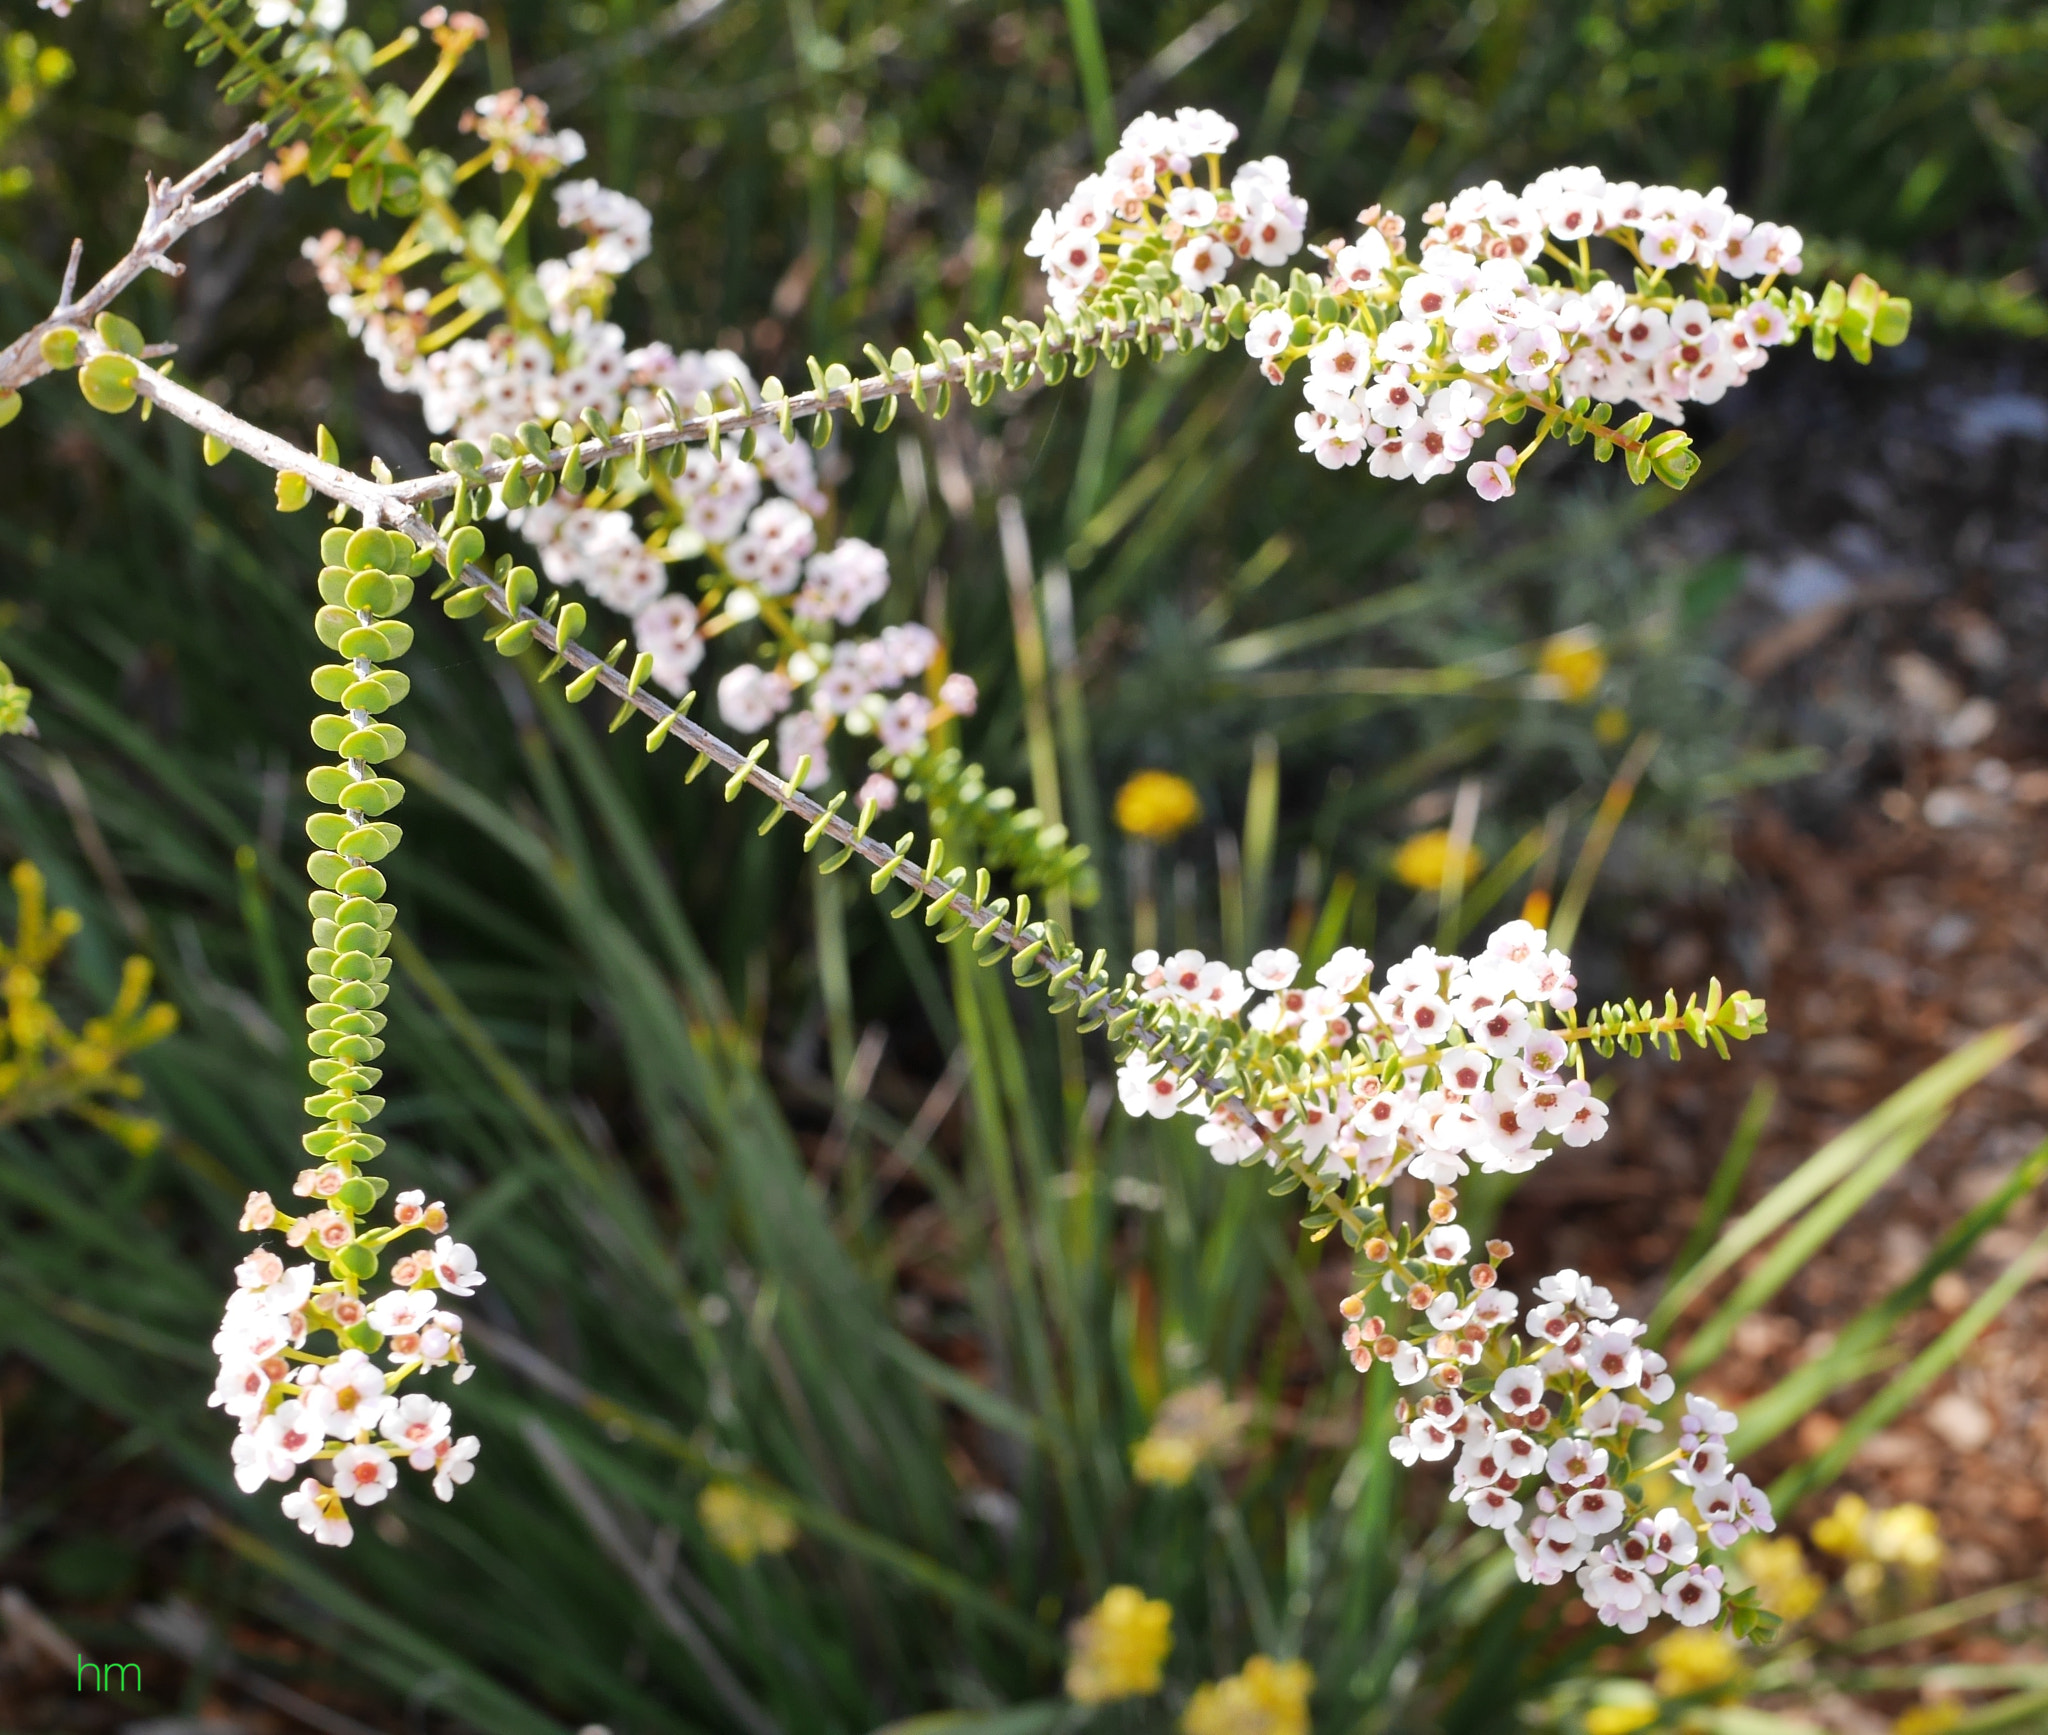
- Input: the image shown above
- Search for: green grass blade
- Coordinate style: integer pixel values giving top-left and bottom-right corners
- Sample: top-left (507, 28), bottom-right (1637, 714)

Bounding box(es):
top-left (1769, 1223), bottom-right (2048, 1514)
top-left (1648, 1022), bottom-right (2032, 1342)
top-left (1667, 1079), bottom-right (1776, 1288)
top-left (1676, 1109), bottom-right (1945, 1380)
top-left (1733, 1136), bottom-right (2048, 1451)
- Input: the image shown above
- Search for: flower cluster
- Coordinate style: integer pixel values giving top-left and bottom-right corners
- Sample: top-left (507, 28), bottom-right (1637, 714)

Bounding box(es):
top-left (307, 124), bottom-right (971, 793)
top-left (461, 87), bottom-right (587, 175)
top-left (1025, 106), bottom-right (1306, 318)
top-left (1246, 167), bottom-right (1817, 492)
top-left (213, 1201), bottom-right (484, 1545)
top-left (1063, 1585), bottom-right (1174, 1704)
top-left (1030, 122), bottom-right (1906, 500)
top-left (1112, 921), bottom-right (1774, 1634)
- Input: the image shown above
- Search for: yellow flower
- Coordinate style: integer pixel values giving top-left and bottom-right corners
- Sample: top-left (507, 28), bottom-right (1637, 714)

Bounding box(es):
top-left (697, 1481), bottom-right (798, 1564)
top-left (1131, 1435), bottom-right (1201, 1487)
top-left (1065, 1586), bottom-right (1173, 1703)
top-left (1132, 1380), bottom-right (1251, 1488)
top-left (1650, 1627), bottom-right (1743, 1698)
top-left (1115, 770), bottom-right (1203, 843)
top-left (1811, 1493), bottom-right (1944, 1573)
top-left (1811, 1493), bottom-right (1871, 1559)
top-left (1583, 1706), bottom-right (1660, 1735)
top-left (1893, 1703), bottom-right (1963, 1735)
top-left (1869, 1503), bottom-right (1943, 1572)
top-left (1391, 828), bottom-right (1483, 891)
top-left (1737, 1536), bottom-right (1825, 1623)
top-left (1182, 1655), bottom-right (1314, 1735)
top-left (1540, 627), bottom-right (1608, 703)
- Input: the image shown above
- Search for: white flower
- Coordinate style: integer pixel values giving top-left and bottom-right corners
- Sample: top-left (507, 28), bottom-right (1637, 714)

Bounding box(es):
top-left (1566, 1486), bottom-right (1625, 1536)
top-left (1173, 106), bottom-right (1238, 158)
top-left (1329, 231), bottom-right (1391, 289)
top-left (1662, 1563), bottom-right (1724, 1627)
top-left (333, 1442), bottom-right (399, 1505)
top-left (1172, 235), bottom-right (1233, 292)
top-left (1682, 1392), bottom-right (1740, 1439)
top-left (1555, 1079), bottom-right (1609, 1146)
top-left (281, 1477), bottom-right (353, 1546)
top-left (232, 1426), bottom-right (296, 1493)
top-left (430, 1236), bottom-right (488, 1297)
top-left (1117, 1052), bottom-right (1194, 1120)
top-left (1246, 948), bottom-right (1299, 991)
top-left (1421, 1223), bottom-right (1472, 1266)
top-left (1465, 1485), bottom-right (1523, 1529)
top-left (1245, 308), bottom-right (1293, 361)
top-left (1491, 1366), bottom-right (1548, 1416)
top-left (381, 1394), bottom-right (455, 1467)
top-left (1166, 186), bottom-right (1219, 228)
top-left (313, 1350), bottom-right (391, 1438)
top-left (366, 1289), bottom-right (437, 1336)
top-left (718, 665), bottom-right (794, 734)
top-left (432, 1434), bottom-right (481, 1501)
top-left (209, 1357), bottom-right (271, 1422)
top-left (1389, 1342), bottom-right (1429, 1386)
top-left (1546, 1438), bottom-right (1606, 1486)
top-left (1582, 1329), bottom-right (1644, 1391)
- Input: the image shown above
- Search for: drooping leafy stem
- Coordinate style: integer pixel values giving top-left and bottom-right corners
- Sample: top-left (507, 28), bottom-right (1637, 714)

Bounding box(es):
top-left (298, 524), bottom-right (434, 1317)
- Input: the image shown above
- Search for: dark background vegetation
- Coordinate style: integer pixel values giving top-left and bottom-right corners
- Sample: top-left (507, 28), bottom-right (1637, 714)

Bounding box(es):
top-left (2, 1), bottom-right (2047, 1731)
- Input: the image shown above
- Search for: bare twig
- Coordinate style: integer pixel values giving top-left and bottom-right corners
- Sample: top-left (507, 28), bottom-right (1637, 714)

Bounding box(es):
top-left (0, 123), bottom-right (269, 395)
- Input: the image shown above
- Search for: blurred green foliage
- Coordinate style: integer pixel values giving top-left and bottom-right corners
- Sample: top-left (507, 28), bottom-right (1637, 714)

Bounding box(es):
top-left (1, 1), bottom-right (2046, 1731)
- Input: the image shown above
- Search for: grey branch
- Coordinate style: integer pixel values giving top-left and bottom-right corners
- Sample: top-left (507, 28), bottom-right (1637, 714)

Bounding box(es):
top-left (0, 123), bottom-right (269, 396)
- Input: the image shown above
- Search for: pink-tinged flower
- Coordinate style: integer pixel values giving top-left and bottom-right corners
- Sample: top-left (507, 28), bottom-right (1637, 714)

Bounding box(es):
top-left (281, 1476), bottom-right (353, 1547)
top-left (937, 672), bottom-right (978, 716)
top-left (1244, 308), bottom-right (1293, 361)
top-left (239, 1191), bottom-right (277, 1232)
top-left (332, 1442), bottom-right (399, 1506)
top-left (381, 1394), bottom-right (455, 1468)
top-left (367, 1289), bottom-right (437, 1336)
top-left (1662, 1562), bottom-right (1724, 1626)
top-left (1466, 446), bottom-right (1516, 502)
top-left (210, 1356), bottom-right (271, 1422)
top-left (236, 1248), bottom-right (285, 1290)
top-left (232, 1426), bottom-right (295, 1493)
top-left (430, 1236), bottom-right (488, 1297)
top-left (432, 1434), bottom-right (481, 1502)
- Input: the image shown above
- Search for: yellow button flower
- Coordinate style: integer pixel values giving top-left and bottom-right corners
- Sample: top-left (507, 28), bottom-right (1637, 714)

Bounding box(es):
top-left (1065, 1585), bottom-right (1173, 1703)
top-left (1182, 1655), bottom-right (1313, 1735)
top-left (697, 1481), bottom-right (798, 1564)
top-left (1650, 1627), bottom-right (1742, 1698)
top-left (1115, 770), bottom-right (1203, 843)
top-left (1539, 627), bottom-right (1608, 703)
top-left (1391, 828), bottom-right (1483, 891)
top-left (1131, 1380), bottom-right (1250, 1488)
top-left (1736, 1536), bottom-right (1824, 1623)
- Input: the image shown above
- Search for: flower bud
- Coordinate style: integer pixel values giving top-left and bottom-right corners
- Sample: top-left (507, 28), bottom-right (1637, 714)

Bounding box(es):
top-left (1374, 1336), bottom-right (1399, 1362)
top-left (1471, 1263), bottom-right (1496, 1289)
top-left (1339, 1290), bottom-right (1367, 1320)
top-left (1406, 1282), bottom-right (1434, 1310)
top-left (1362, 1236), bottom-right (1389, 1262)
top-left (1486, 1239), bottom-right (1513, 1262)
